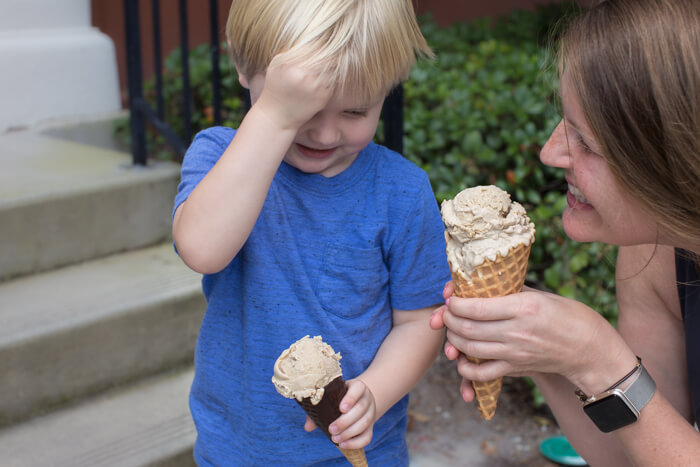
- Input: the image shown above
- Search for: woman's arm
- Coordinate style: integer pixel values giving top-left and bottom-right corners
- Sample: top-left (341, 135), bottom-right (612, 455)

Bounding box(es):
top-left (433, 244), bottom-right (699, 465)
top-left (604, 244), bottom-right (698, 466)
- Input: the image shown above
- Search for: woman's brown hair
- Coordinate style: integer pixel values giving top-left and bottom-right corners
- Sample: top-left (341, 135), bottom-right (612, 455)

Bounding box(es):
top-left (559, 0), bottom-right (700, 249)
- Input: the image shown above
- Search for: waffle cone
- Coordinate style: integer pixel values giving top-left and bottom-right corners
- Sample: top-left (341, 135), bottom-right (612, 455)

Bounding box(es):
top-left (449, 241), bottom-right (532, 420)
top-left (297, 376), bottom-right (368, 466)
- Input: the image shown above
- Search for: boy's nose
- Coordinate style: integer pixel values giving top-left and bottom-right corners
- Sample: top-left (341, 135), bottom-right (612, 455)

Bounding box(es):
top-left (307, 116), bottom-right (341, 146)
top-left (540, 120), bottom-right (571, 169)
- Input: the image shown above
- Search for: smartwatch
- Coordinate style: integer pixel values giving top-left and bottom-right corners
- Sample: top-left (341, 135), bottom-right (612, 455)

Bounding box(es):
top-left (576, 358), bottom-right (656, 433)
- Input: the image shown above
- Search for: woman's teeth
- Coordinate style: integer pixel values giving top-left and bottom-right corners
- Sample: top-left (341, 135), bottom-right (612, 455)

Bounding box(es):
top-left (569, 184), bottom-right (589, 204)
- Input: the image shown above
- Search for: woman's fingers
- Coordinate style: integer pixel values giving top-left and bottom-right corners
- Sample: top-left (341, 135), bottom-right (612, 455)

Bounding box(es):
top-left (446, 329), bottom-right (508, 360)
top-left (456, 353), bottom-right (513, 382)
top-left (446, 295), bottom-right (519, 321)
top-left (429, 304), bottom-right (446, 330)
top-left (443, 309), bottom-right (510, 345)
top-left (459, 377), bottom-right (475, 403)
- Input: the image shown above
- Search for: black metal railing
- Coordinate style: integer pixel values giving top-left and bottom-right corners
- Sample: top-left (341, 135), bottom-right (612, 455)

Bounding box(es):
top-left (123, 0), bottom-right (404, 166)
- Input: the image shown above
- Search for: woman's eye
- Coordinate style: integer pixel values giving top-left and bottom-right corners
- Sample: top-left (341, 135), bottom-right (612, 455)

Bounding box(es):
top-left (576, 134), bottom-right (595, 154)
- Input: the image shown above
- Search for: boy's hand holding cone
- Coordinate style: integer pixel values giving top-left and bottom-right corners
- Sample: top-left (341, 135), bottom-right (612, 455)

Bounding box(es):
top-left (272, 335), bottom-right (368, 466)
top-left (440, 185), bottom-right (535, 420)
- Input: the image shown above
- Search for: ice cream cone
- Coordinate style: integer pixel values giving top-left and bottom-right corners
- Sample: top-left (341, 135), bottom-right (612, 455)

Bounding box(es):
top-left (449, 241), bottom-right (532, 420)
top-left (297, 376), bottom-right (368, 466)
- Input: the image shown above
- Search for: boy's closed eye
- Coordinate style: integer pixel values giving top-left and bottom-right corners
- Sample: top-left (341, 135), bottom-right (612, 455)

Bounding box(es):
top-left (344, 109), bottom-right (369, 117)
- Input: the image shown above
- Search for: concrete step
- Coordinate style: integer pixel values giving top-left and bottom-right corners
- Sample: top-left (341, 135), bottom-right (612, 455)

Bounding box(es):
top-left (0, 125), bottom-right (181, 280)
top-left (0, 367), bottom-right (196, 467)
top-left (0, 243), bottom-right (204, 426)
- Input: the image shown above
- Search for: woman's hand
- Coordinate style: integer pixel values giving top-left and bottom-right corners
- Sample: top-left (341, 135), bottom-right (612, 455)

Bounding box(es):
top-left (304, 379), bottom-right (376, 450)
top-left (431, 283), bottom-right (634, 393)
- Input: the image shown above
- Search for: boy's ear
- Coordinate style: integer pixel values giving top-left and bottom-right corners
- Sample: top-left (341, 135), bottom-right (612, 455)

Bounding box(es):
top-left (231, 59), bottom-right (250, 89)
top-left (237, 72), bottom-right (250, 89)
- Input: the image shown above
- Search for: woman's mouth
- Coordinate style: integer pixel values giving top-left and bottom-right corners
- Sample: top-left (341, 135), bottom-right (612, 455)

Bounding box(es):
top-left (568, 184), bottom-right (589, 203)
top-left (567, 183), bottom-right (592, 208)
top-left (295, 143), bottom-right (336, 159)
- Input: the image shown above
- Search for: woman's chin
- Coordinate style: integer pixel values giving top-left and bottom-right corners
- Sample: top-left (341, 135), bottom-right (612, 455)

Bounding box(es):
top-left (562, 209), bottom-right (597, 243)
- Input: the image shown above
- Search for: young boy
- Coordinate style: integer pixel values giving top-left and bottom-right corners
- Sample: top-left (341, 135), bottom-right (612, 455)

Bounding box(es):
top-left (172, 0), bottom-right (451, 464)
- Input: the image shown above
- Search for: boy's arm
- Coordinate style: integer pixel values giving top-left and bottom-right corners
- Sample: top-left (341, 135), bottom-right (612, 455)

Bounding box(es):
top-left (326, 305), bottom-right (444, 449)
top-left (173, 57), bottom-right (332, 274)
top-left (363, 305), bottom-right (445, 418)
top-left (173, 106), bottom-right (295, 273)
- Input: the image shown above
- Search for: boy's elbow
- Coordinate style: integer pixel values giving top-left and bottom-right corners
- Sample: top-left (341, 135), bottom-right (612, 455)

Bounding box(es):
top-left (173, 236), bottom-right (230, 274)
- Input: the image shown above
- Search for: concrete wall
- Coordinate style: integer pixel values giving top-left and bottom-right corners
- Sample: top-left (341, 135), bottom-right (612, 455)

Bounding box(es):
top-left (0, 0), bottom-right (120, 131)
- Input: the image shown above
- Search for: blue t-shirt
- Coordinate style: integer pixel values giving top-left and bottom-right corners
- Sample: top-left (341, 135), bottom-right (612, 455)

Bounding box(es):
top-left (174, 127), bottom-right (451, 466)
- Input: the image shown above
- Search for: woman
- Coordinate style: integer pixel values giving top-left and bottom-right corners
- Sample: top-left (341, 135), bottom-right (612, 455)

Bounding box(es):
top-left (430, 0), bottom-right (700, 465)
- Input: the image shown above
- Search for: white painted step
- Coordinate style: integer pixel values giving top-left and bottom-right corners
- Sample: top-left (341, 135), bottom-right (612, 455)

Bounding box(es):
top-left (0, 368), bottom-right (196, 467)
top-left (0, 243), bottom-right (204, 425)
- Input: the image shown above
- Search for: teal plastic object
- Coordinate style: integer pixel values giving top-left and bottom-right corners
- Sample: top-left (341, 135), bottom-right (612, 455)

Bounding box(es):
top-left (539, 436), bottom-right (587, 466)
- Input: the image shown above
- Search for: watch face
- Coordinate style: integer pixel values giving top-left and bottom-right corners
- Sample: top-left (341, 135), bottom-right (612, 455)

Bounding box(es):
top-left (583, 393), bottom-right (638, 433)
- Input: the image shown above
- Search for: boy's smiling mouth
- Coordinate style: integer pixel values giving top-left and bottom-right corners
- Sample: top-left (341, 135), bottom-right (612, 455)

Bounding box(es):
top-left (295, 143), bottom-right (337, 159)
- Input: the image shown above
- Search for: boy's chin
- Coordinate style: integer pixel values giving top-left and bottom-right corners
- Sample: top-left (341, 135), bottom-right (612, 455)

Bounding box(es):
top-left (285, 154), bottom-right (357, 178)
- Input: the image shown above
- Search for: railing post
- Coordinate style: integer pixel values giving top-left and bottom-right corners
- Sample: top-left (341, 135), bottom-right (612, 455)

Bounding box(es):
top-left (384, 85), bottom-right (404, 155)
top-left (209, 0), bottom-right (222, 126)
top-left (179, 0), bottom-right (192, 144)
top-left (152, 0), bottom-right (164, 120)
top-left (124, 0), bottom-right (148, 166)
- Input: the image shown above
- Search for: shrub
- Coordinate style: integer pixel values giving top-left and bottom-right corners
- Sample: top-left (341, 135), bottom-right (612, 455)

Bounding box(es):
top-left (130, 1), bottom-right (618, 324)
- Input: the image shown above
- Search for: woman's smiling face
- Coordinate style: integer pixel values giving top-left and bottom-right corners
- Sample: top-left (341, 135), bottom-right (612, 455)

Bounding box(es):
top-left (539, 73), bottom-right (659, 246)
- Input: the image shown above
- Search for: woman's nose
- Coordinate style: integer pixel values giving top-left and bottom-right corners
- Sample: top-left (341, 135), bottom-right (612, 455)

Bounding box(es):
top-left (540, 119), bottom-right (571, 169)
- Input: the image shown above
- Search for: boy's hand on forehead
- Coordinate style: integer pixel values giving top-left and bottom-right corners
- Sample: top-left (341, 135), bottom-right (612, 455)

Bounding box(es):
top-left (255, 53), bottom-right (334, 132)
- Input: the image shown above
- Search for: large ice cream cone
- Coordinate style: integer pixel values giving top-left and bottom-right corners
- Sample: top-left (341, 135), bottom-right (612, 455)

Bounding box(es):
top-left (441, 186), bottom-right (535, 421)
top-left (449, 242), bottom-right (531, 420)
top-left (272, 336), bottom-right (368, 466)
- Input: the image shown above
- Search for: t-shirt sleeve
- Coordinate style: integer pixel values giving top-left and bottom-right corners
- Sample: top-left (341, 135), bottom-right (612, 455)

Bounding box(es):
top-left (172, 127), bottom-right (235, 219)
top-left (387, 172), bottom-right (451, 310)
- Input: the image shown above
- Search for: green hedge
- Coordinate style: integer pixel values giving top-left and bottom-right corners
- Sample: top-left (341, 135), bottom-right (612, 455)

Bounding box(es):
top-left (127, 2), bottom-right (618, 326)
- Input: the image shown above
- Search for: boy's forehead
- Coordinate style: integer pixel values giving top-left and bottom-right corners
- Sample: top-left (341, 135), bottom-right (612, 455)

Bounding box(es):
top-left (335, 87), bottom-right (385, 107)
top-left (331, 78), bottom-right (389, 108)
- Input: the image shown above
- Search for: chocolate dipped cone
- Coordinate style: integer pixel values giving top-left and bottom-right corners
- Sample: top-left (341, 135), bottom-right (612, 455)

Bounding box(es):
top-left (450, 241), bottom-right (531, 420)
top-left (297, 376), bottom-right (368, 467)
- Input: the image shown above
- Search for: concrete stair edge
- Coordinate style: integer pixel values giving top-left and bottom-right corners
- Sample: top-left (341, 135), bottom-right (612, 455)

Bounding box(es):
top-left (0, 243), bottom-right (205, 426)
top-left (0, 126), bottom-right (182, 280)
top-left (0, 367), bottom-right (196, 467)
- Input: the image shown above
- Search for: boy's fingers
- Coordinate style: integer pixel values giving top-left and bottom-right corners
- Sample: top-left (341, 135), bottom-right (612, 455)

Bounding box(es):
top-left (339, 379), bottom-right (365, 413)
top-left (304, 415), bottom-right (317, 432)
top-left (332, 404), bottom-right (374, 446)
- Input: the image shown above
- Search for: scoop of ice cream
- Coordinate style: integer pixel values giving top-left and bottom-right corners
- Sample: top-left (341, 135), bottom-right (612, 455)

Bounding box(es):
top-left (272, 335), bottom-right (342, 405)
top-left (441, 185), bottom-right (535, 278)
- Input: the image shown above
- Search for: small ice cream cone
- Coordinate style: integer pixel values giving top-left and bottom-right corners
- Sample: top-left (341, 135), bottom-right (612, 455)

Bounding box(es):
top-left (449, 242), bottom-right (531, 420)
top-left (297, 376), bottom-right (368, 466)
top-left (272, 336), bottom-right (368, 466)
top-left (441, 186), bottom-right (535, 421)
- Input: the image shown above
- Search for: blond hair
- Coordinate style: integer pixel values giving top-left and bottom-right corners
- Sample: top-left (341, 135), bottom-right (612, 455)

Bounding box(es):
top-left (226, 0), bottom-right (432, 102)
top-left (559, 0), bottom-right (700, 248)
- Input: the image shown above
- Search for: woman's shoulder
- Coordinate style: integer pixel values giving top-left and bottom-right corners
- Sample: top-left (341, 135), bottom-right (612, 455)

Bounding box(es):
top-left (617, 244), bottom-right (681, 320)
